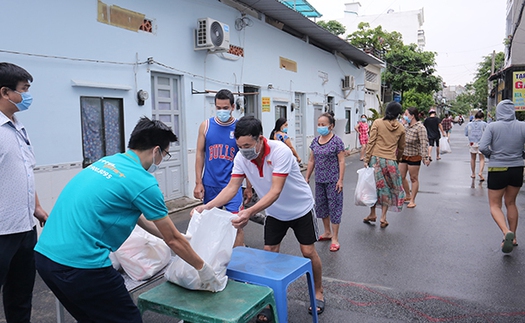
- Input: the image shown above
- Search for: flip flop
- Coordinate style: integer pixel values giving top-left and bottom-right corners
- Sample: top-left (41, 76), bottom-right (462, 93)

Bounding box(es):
top-left (330, 244), bottom-right (340, 252)
top-left (363, 217), bottom-right (376, 224)
top-left (256, 307), bottom-right (274, 323)
top-left (407, 203), bottom-right (416, 208)
top-left (317, 236), bottom-right (332, 241)
top-left (502, 232), bottom-right (515, 253)
top-left (308, 299), bottom-right (325, 315)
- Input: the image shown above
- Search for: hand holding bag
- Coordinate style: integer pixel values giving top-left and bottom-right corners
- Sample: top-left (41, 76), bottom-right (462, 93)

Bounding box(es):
top-left (164, 207), bottom-right (237, 292)
top-left (355, 167), bottom-right (377, 207)
top-left (440, 137), bottom-right (452, 154)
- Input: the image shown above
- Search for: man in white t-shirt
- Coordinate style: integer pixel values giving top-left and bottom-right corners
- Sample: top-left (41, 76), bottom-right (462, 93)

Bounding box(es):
top-left (194, 116), bottom-right (325, 317)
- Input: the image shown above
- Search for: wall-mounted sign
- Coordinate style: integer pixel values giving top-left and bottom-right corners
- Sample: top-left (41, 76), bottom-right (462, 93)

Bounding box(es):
top-left (513, 72), bottom-right (525, 110)
top-left (262, 97), bottom-right (271, 112)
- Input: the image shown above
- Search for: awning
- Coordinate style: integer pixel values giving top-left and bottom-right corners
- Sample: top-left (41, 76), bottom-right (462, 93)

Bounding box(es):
top-left (236, 0), bottom-right (384, 67)
top-left (280, 0), bottom-right (322, 18)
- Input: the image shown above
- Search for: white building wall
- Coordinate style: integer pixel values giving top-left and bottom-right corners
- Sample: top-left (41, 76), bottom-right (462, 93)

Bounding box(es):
top-left (3, 0), bottom-right (366, 211)
top-left (340, 3), bottom-right (425, 49)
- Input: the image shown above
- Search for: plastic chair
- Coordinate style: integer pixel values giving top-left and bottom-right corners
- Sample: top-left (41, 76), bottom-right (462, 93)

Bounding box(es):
top-left (226, 246), bottom-right (319, 323)
top-left (138, 280), bottom-right (278, 323)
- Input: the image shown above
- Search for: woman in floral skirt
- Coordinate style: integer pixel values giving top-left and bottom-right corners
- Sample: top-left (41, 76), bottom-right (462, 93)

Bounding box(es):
top-left (362, 102), bottom-right (406, 228)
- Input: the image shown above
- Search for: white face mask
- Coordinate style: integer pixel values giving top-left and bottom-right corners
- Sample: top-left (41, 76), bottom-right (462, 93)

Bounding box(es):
top-left (147, 148), bottom-right (159, 173)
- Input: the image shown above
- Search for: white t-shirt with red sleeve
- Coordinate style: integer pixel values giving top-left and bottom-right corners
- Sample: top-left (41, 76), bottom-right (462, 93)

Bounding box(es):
top-left (232, 138), bottom-right (314, 221)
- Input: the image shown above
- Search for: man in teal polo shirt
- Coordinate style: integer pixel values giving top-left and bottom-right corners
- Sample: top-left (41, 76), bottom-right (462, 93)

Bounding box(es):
top-left (35, 117), bottom-right (220, 323)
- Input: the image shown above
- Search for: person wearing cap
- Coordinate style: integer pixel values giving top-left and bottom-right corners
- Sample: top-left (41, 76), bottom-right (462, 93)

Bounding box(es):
top-left (423, 108), bottom-right (445, 160)
top-left (362, 102), bottom-right (406, 228)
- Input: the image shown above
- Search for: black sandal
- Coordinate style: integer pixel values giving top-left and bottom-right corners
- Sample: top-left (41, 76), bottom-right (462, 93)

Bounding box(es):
top-left (308, 299), bottom-right (325, 315)
top-left (256, 307), bottom-right (274, 323)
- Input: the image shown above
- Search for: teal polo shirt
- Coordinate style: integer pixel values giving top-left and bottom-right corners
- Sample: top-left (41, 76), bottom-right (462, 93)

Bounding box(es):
top-left (35, 150), bottom-right (168, 269)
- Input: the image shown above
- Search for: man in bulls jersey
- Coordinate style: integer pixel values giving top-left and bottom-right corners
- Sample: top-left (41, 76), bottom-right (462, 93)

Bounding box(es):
top-left (194, 89), bottom-right (249, 245)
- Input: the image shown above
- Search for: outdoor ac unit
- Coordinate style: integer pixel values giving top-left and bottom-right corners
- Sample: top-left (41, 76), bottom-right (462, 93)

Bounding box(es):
top-left (342, 75), bottom-right (355, 90)
top-left (195, 17), bottom-right (230, 52)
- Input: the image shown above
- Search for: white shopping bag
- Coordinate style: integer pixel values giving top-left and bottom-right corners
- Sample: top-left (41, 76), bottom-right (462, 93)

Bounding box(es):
top-left (164, 207), bottom-right (237, 292)
top-left (440, 137), bottom-right (451, 154)
top-left (114, 226), bottom-right (171, 281)
top-left (355, 167), bottom-right (377, 207)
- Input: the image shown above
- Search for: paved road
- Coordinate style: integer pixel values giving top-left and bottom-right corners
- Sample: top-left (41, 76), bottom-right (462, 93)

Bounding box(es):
top-left (2, 124), bottom-right (525, 322)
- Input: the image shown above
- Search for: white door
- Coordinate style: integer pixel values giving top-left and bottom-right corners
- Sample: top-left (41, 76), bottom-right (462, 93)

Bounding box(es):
top-left (151, 73), bottom-right (184, 200)
top-left (294, 93), bottom-right (305, 161)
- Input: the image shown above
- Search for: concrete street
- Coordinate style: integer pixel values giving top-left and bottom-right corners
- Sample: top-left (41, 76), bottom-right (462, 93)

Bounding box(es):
top-left (2, 124), bottom-right (525, 322)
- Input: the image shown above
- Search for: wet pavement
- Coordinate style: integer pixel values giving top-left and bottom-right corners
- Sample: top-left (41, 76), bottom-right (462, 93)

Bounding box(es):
top-left (2, 124), bottom-right (525, 322)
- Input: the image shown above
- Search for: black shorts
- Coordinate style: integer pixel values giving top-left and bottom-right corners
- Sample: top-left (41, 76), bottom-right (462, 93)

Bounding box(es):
top-left (400, 159), bottom-right (422, 166)
top-left (264, 209), bottom-right (318, 246)
top-left (487, 166), bottom-right (524, 190)
top-left (428, 138), bottom-right (439, 147)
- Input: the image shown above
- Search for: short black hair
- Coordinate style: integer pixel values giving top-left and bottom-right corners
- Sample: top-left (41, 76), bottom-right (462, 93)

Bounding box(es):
top-left (384, 102), bottom-right (402, 120)
top-left (215, 89), bottom-right (234, 105)
top-left (0, 62), bottom-right (33, 90)
top-left (128, 117), bottom-right (177, 151)
top-left (234, 116), bottom-right (263, 139)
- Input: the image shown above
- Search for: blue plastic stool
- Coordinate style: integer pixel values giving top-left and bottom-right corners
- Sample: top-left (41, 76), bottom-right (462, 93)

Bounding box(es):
top-left (226, 247), bottom-right (319, 323)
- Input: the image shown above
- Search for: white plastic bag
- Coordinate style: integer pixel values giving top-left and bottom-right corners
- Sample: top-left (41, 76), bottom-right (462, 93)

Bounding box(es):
top-left (355, 167), bottom-right (377, 207)
top-left (114, 226), bottom-right (171, 281)
top-left (440, 137), bottom-right (451, 154)
top-left (164, 207), bottom-right (237, 292)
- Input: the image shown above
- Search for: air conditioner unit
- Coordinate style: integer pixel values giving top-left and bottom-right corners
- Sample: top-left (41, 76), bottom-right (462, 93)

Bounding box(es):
top-left (342, 75), bottom-right (355, 90)
top-left (195, 17), bottom-right (230, 52)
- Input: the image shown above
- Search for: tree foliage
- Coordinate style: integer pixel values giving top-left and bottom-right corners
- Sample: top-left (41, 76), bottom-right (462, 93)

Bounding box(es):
top-left (383, 44), bottom-right (442, 98)
top-left (402, 89), bottom-right (435, 111)
top-left (450, 52), bottom-right (505, 114)
top-left (346, 22), bottom-right (403, 54)
top-left (317, 20), bottom-right (346, 36)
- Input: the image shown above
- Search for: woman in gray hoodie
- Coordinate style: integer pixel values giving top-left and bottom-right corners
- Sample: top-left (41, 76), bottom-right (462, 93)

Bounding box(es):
top-left (479, 99), bottom-right (525, 253)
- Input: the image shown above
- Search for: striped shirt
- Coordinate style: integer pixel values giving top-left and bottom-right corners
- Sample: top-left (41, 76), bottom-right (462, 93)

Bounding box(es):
top-left (403, 121), bottom-right (429, 158)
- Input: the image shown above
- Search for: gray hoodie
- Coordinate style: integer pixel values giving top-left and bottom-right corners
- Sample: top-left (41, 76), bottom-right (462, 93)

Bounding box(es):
top-left (479, 99), bottom-right (525, 167)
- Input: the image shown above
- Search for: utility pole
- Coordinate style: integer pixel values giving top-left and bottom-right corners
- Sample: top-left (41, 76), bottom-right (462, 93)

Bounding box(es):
top-left (488, 50), bottom-right (496, 119)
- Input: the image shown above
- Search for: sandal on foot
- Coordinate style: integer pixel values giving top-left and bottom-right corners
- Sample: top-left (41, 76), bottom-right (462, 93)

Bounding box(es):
top-left (308, 299), bottom-right (325, 316)
top-left (502, 232), bottom-right (515, 253)
top-left (317, 235), bottom-right (332, 241)
top-left (380, 220), bottom-right (389, 228)
top-left (404, 196), bottom-right (412, 203)
top-left (330, 243), bottom-right (340, 252)
top-left (256, 308), bottom-right (274, 323)
top-left (478, 174), bottom-right (485, 181)
top-left (363, 217), bottom-right (376, 224)
top-left (407, 203), bottom-right (416, 208)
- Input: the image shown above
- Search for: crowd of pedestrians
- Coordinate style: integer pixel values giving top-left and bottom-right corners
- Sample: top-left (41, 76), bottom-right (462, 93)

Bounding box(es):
top-left (3, 61), bottom-right (525, 323)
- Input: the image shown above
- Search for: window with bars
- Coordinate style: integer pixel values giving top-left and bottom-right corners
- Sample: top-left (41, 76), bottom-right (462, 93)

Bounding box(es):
top-left (80, 97), bottom-right (125, 168)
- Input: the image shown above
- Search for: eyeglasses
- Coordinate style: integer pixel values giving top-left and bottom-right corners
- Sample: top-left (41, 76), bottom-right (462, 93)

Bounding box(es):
top-left (162, 149), bottom-right (171, 161)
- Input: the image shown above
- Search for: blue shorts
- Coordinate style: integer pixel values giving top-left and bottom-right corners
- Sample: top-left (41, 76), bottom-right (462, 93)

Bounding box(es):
top-left (204, 185), bottom-right (242, 212)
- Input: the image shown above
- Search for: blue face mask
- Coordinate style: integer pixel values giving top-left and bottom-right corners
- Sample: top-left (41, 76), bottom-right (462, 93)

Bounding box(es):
top-left (403, 115), bottom-right (411, 123)
top-left (9, 91), bottom-right (33, 111)
top-left (216, 109), bottom-right (231, 123)
top-left (281, 127), bottom-right (288, 133)
top-left (317, 126), bottom-right (330, 136)
top-left (361, 118), bottom-right (367, 122)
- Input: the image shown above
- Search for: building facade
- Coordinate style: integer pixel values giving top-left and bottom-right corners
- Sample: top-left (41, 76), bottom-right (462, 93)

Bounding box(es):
top-left (2, 0), bottom-right (381, 213)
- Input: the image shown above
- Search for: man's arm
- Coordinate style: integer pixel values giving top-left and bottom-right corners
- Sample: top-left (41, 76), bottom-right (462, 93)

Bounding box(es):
top-left (232, 175), bottom-right (287, 229)
top-left (33, 192), bottom-right (48, 227)
top-left (194, 120), bottom-right (207, 200)
top-left (193, 176), bottom-right (244, 213)
top-left (153, 216), bottom-right (204, 269)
